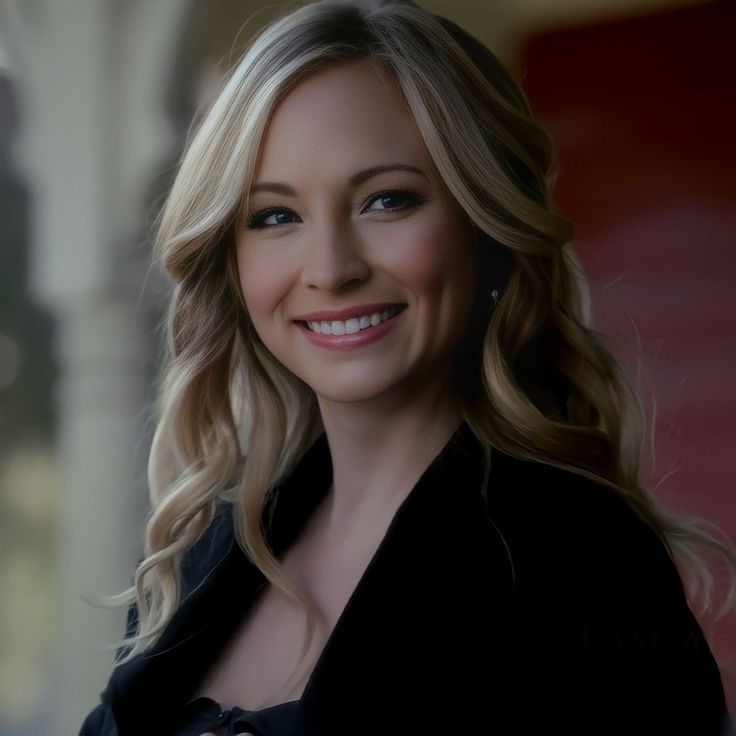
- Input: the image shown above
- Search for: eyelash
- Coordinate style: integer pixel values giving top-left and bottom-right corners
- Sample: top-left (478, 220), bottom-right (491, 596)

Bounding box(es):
top-left (244, 189), bottom-right (424, 231)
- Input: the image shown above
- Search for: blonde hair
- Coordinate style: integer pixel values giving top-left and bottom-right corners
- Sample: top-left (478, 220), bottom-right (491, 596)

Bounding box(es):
top-left (115, 0), bottom-right (734, 695)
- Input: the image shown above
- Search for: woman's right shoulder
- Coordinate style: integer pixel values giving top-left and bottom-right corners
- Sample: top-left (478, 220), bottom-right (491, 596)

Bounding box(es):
top-left (115, 501), bottom-right (237, 645)
top-left (178, 500), bottom-right (237, 600)
top-left (79, 502), bottom-right (241, 735)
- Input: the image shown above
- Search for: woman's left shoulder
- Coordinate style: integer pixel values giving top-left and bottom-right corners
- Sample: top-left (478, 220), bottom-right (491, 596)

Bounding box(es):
top-left (482, 451), bottom-right (730, 734)
top-left (484, 450), bottom-right (687, 614)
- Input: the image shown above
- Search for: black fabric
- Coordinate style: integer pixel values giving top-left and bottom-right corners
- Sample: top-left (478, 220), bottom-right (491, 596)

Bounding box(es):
top-left (80, 423), bottom-right (733, 736)
top-left (173, 696), bottom-right (299, 735)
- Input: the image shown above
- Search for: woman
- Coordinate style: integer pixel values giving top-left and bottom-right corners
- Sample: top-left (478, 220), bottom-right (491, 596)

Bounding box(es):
top-left (81, 0), bottom-right (734, 734)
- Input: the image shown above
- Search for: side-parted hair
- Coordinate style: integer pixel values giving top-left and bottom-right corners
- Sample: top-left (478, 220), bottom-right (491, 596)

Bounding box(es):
top-left (114, 0), bottom-right (734, 695)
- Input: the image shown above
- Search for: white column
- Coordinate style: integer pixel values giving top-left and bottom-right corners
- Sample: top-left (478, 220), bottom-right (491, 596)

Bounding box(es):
top-left (0, 0), bottom-right (196, 730)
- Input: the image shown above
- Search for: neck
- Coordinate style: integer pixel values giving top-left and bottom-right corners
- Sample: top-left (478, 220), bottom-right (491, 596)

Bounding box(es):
top-left (315, 380), bottom-right (463, 538)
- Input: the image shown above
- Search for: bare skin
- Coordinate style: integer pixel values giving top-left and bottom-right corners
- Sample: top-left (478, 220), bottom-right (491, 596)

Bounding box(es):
top-left (197, 59), bottom-right (476, 712)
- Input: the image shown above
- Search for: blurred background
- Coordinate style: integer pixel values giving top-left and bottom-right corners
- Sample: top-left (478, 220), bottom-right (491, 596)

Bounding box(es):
top-left (0, 0), bottom-right (733, 732)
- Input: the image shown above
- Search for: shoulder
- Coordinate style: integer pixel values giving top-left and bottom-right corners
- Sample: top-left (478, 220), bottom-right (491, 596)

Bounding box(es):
top-left (485, 450), bottom-right (688, 617)
top-left (113, 502), bottom-right (236, 644)
top-left (483, 450), bottom-right (729, 732)
top-left (486, 448), bottom-right (668, 556)
top-left (178, 500), bottom-right (237, 600)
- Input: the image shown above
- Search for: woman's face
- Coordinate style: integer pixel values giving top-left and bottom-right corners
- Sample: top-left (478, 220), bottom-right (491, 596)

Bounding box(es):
top-left (236, 61), bottom-right (477, 406)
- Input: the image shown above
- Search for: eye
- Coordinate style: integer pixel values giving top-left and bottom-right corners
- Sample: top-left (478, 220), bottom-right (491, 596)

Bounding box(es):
top-left (245, 207), bottom-right (299, 230)
top-left (245, 189), bottom-right (423, 231)
top-left (363, 189), bottom-right (423, 213)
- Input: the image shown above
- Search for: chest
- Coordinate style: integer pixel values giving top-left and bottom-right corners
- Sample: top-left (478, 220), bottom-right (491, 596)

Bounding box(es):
top-left (195, 508), bottom-right (396, 711)
top-left (109, 492), bottom-right (516, 736)
top-left (108, 429), bottom-right (515, 728)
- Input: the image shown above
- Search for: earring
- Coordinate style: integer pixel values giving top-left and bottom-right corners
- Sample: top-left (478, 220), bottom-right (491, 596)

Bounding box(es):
top-left (490, 288), bottom-right (500, 305)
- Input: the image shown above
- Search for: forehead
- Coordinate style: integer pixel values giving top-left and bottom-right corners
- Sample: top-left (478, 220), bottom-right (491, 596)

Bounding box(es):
top-left (252, 61), bottom-right (432, 182)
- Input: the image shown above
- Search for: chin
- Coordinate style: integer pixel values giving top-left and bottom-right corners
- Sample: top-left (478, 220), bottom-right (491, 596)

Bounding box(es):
top-left (307, 378), bottom-right (402, 406)
top-left (291, 363), bottom-right (415, 407)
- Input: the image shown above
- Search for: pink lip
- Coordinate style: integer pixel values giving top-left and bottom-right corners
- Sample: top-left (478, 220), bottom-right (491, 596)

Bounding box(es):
top-left (293, 302), bottom-right (406, 322)
top-left (295, 307), bottom-right (406, 350)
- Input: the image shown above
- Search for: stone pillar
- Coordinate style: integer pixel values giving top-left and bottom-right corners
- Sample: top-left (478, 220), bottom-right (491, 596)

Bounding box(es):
top-left (0, 0), bottom-right (197, 730)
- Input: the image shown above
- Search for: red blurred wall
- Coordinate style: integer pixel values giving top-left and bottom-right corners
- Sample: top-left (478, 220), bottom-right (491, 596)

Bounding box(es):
top-left (519, 0), bottom-right (736, 709)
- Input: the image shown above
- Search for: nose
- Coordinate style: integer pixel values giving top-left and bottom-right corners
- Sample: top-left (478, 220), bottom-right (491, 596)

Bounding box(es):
top-left (299, 219), bottom-right (371, 293)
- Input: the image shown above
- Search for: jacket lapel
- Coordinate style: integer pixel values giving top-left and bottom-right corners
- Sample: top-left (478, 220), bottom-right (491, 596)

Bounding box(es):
top-left (292, 424), bottom-right (517, 734)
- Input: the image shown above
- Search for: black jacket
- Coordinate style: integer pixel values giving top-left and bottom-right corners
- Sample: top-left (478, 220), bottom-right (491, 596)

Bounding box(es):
top-left (81, 424), bottom-right (732, 735)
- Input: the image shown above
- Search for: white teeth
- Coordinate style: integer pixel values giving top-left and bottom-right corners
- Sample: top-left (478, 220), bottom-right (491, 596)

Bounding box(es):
top-left (305, 306), bottom-right (402, 335)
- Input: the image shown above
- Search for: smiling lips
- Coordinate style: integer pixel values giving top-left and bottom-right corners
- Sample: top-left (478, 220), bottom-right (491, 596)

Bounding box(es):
top-left (306, 305), bottom-right (403, 335)
top-left (294, 303), bottom-right (407, 349)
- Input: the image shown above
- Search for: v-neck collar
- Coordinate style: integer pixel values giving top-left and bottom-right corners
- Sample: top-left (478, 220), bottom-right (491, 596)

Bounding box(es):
top-left (288, 421), bottom-right (488, 705)
top-left (265, 420), bottom-right (486, 556)
top-left (109, 421), bottom-right (488, 732)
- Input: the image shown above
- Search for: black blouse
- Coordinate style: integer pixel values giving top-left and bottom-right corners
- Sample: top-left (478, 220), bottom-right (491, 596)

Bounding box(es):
top-left (173, 696), bottom-right (299, 736)
top-left (81, 423), bottom-right (733, 735)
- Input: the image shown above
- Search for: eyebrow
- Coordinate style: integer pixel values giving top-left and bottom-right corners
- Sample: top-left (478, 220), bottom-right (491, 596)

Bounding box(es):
top-left (249, 163), bottom-right (427, 196)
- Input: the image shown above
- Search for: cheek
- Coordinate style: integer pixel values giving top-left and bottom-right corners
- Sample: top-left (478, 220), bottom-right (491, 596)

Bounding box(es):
top-left (387, 211), bottom-right (476, 306)
top-left (236, 244), bottom-right (292, 324)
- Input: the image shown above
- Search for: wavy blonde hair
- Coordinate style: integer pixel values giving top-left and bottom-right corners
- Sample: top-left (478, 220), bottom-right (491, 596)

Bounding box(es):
top-left (115, 0), bottom-right (734, 692)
